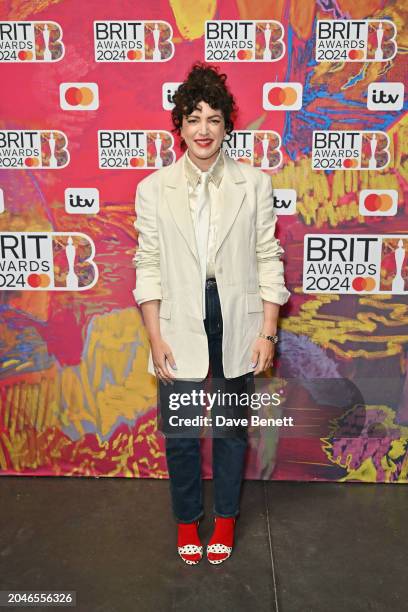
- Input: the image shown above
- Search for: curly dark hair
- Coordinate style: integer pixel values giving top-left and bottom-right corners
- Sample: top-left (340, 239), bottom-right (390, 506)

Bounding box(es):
top-left (171, 61), bottom-right (237, 150)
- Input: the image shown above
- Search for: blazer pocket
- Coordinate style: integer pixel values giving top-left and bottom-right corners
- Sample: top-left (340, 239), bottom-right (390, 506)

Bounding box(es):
top-left (246, 292), bottom-right (264, 313)
top-left (159, 299), bottom-right (172, 319)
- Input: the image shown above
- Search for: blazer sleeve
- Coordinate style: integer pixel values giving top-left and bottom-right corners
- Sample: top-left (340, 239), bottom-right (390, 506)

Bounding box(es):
top-left (132, 176), bottom-right (162, 305)
top-left (255, 171), bottom-right (291, 306)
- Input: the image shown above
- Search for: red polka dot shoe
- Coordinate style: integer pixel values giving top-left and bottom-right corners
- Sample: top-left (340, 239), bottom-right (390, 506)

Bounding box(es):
top-left (206, 517), bottom-right (236, 565)
top-left (177, 520), bottom-right (203, 565)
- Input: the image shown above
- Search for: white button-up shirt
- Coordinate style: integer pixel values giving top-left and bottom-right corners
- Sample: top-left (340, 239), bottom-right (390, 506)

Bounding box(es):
top-left (183, 148), bottom-right (224, 281)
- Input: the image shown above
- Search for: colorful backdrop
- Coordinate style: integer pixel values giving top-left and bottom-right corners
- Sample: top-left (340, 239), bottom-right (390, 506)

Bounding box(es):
top-left (0, 0), bottom-right (407, 482)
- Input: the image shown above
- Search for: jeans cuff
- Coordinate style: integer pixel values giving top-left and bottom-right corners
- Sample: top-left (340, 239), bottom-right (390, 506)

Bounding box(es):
top-left (175, 510), bottom-right (205, 524)
top-left (213, 509), bottom-right (240, 519)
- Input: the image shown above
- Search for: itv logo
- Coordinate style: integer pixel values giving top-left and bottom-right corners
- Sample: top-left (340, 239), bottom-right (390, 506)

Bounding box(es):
top-left (65, 188), bottom-right (100, 214)
top-left (162, 82), bottom-right (182, 110)
top-left (367, 83), bottom-right (404, 111)
top-left (273, 189), bottom-right (296, 215)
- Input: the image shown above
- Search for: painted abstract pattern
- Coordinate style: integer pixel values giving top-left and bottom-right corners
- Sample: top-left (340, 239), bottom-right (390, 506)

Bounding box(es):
top-left (0, 0), bottom-right (407, 482)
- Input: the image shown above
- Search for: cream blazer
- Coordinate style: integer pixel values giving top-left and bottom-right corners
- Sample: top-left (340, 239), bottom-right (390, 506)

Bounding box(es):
top-left (133, 149), bottom-right (290, 380)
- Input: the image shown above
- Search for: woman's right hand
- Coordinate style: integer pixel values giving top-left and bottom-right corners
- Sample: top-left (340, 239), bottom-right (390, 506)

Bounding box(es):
top-left (151, 337), bottom-right (177, 385)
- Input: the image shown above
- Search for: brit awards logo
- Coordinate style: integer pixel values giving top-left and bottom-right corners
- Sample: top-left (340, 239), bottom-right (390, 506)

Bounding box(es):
top-left (312, 131), bottom-right (390, 171)
top-left (94, 21), bottom-right (174, 62)
top-left (60, 83), bottom-right (99, 111)
top-left (316, 20), bottom-right (397, 62)
top-left (0, 131), bottom-right (69, 169)
top-left (263, 83), bottom-right (303, 111)
top-left (303, 234), bottom-right (408, 294)
top-left (98, 131), bottom-right (176, 169)
top-left (205, 20), bottom-right (285, 62)
top-left (223, 131), bottom-right (282, 168)
top-left (0, 21), bottom-right (64, 62)
top-left (0, 232), bottom-right (98, 291)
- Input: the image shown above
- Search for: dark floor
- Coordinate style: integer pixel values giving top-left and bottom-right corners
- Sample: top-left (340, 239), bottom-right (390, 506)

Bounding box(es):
top-left (0, 477), bottom-right (406, 612)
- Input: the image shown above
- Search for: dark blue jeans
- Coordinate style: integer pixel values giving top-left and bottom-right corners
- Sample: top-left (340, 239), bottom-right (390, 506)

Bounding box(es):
top-left (158, 278), bottom-right (254, 523)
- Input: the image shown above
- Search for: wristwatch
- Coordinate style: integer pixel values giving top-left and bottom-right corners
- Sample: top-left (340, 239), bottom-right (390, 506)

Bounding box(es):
top-left (258, 332), bottom-right (279, 344)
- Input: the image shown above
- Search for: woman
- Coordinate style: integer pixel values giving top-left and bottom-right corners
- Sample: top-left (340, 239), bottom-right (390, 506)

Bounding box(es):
top-left (133, 62), bottom-right (290, 565)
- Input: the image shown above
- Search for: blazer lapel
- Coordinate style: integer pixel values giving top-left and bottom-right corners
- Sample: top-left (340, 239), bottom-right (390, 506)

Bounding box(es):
top-left (164, 153), bottom-right (199, 263)
top-left (215, 152), bottom-right (246, 256)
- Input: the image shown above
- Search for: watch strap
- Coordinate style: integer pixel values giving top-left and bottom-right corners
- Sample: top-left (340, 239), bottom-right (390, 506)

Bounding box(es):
top-left (258, 332), bottom-right (278, 344)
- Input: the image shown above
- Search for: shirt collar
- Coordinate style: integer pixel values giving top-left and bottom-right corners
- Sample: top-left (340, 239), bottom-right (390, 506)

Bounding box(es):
top-left (184, 147), bottom-right (224, 189)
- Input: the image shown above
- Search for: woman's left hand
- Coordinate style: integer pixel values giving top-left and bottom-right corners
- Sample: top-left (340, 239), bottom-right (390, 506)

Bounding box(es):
top-left (250, 337), bottom-right (275, 375)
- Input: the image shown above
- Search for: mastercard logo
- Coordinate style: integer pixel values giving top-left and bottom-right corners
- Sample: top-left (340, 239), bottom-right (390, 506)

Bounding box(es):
top-left (343, 159), bottom-right (358, 169)
top-left (18, 50), bottom-right (34, 61)
top-left (363, 193), bottom-right (393, 212)
top-left (130, 157), bottom-right (145, 168)
top-left (268, 87), bottom-right (298, 106)
top-left (24, 157), bottom-right (40, 167)
top-left (60, 83), bottom-right (99, 111)
top-left (237, 49), bottom-right (253, 60)
top-left (27, 273), bottom-right (51, 288)
top-left (359, 189), bottom-right (398, 216)
top-left (348, 49), bottom-right (365, 60)
top-left (263, 83), bottom-right (303, 110)
top-left (64, 87), bottom-right (94, 106)
top-left (127, 50), bottom-right (143, 60)
top-left (352, 277), bottom-right (376, 291)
